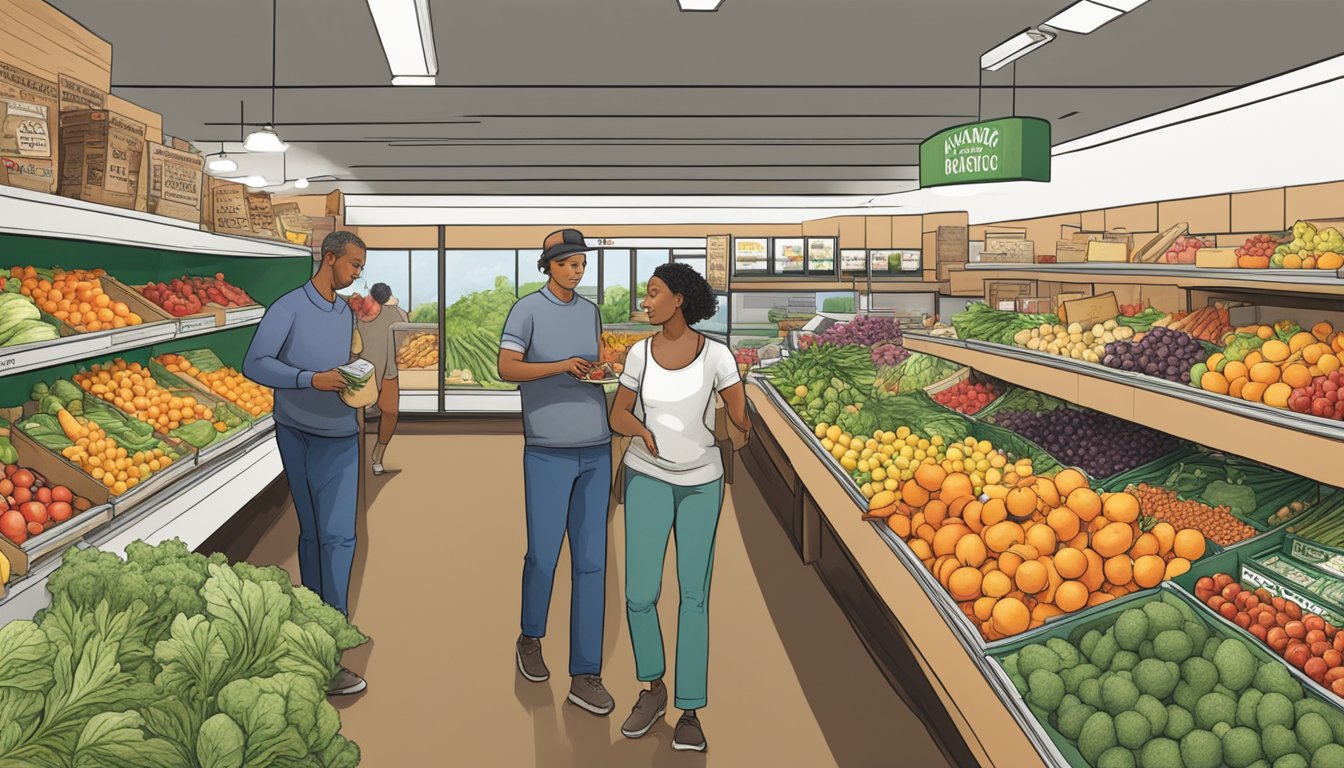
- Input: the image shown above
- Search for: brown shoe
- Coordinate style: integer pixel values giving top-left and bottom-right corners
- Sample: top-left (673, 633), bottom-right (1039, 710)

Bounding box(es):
top-left (326, 667), bottom-right (367, 696)
top-left (672, 711), bottom-right (707, 752)
top-left (567, 675), bottom-right (615, 716)
top-left (516, 635), bottom-right (549, 683)
top-left (621, 686), bottom-right (668, 738)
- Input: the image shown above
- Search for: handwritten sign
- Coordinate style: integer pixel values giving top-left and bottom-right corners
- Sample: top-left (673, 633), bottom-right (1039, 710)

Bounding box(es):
top-left (706, 235), bottom-right (729, 292)
top-left (177, 316), bottom-right (217, 335)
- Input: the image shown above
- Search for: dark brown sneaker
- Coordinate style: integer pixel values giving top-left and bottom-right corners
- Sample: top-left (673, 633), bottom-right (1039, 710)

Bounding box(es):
top-left (326, 667), bottom-right (367, 696)
top-left (672, 711), bottom-right (707, 752)
top-left (567, 675), bottom-right (615, 716)
top-left (621, 686), bottom-right (668, 738)
top-left (516, 635), bottom-right (549, 682)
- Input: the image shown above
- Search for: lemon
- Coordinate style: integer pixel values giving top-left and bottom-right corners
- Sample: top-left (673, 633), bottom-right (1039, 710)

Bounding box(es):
top-left (899, 445), bottom-right (913, 459)
top-left (826, 426), bottom-right (842, 442)
top-left (881, 444), bottom-right (896, 457)
top-left (986, 468), bottom-right (1003, 486)
top-left (814, 423), bottom-right (828, 439)
top-left (844, 450), bottom-right (859, 461)
top-left (895, 457), bottom-right (910, 470)
top-left (952, 460), bottom-right (965, 473)
top-left (842, 457), bottom-right (858, 471)
top-left (897, 426), bottom-right (911, 439)
top-left (861, 484), bottom-right (875, 499)
top-left (860, 449), bottom-right (873, 461)
top-left (821, 438), bottom-right (835, 451)
top-left (872, 467), bottom-right (887, 482)
top-left (964, 436), bottom-right (977, 447)
top-left (978, 440), bottom-right (993, 454)
top-left (990, 454), bottom-right (1008, 469)
top-left (885, 478), bottom-right (900, 492)
top-left (865, 439), bottom-right (880, 452)
top-left (914, 449), bottom-right (926, 461)
top-left (857, 460), bottom-right (870, 473)
top-left (946, 447), bottom-right (963, 461)
top-left (977, 459), bottom-right (991, 473)
top-left (931, 435), bottom-right (945, 447)
top-left (831, 446), bottom-right (846, 459)
top-left (796, 385), bottom-right (809, 398)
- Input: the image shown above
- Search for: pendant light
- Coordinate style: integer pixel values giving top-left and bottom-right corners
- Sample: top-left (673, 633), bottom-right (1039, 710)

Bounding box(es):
top-left (244, 0), bottom-right (289, 152)
top-left (206, 142), bottom-right (237, 174)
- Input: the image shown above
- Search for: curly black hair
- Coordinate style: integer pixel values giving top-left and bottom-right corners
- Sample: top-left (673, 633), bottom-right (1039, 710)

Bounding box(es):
top-left (652, 263), bottom-right (718, 325)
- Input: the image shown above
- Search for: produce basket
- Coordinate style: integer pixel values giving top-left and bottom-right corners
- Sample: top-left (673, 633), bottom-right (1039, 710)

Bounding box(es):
top-left (393, 324), bottom-right (439, 391)
top-left (925, 370), bottom-right (1010, 418)
top-left (0, 501), bottom-right (111, 577)
top-left (921, 366), bottom-right (970, 396)
top-left (986, 586), bottom-right (1344, 768)
top-left (133, 278), bottom-right (265, 334)
top-left (152, 351), bottom-right (276, 429)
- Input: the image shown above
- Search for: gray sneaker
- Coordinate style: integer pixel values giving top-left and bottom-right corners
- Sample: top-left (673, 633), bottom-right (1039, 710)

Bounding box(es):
top-left (567, 675), bottom-right (615, 716)
top-left (326, 667), bottom-right (367, 696)
top-left (516, 635), bottom-right (549, 682)
top-left (672, 711), bottom-right (707, 752)
top-left (621, 686), bottom-right (668, 738)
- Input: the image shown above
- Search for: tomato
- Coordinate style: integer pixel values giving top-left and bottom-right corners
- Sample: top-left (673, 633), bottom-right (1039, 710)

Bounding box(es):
top-left (1222, 583), bottom-right (1243, 601)
top-left (11, 469), bottom-right (33, 488)
top-left (1272, 596), bottom-right (1288, 611)
top-left (1311, 641), bottom-right (1331, 658)
top-left (1307, 629), bottom-right (1327, 646)
top-left (1242, 595), bottom-right (1260, 611)
top-left (0, 479), bottom-right (13, 496)
top-left (1271, 636), bottom-right (1291, 654)
top-left (1220, 602), bottom-right (1238, 620)
top-left (1250, 624), bottom-right (1269, 641)
top-left (1277, 611), bottom-right (1292, 626)
top-left (0, 509), bottom-right (26, 543)
top-left (19, 502), bottom-right (47, 525)
top-left (1328, 666), bottom-right (1344, 684)
top-left (1304, 615), bottom-right (1326, 632)
top-left (12, 487), bottom-right (31, 505)
top-left (1214, 573), bottom-right (1234, 589)
top-left (1334, 678), bottom-right (1344, 697)
top-left (1258, 611), bottom-right (1277, 628)
top-left (1286, 643), bottom-right (1311, 670)
top-left (1324, 649), bottom-right (1342, 668)
top-left (50, 486), bottom-right (73, 504)
top-left (3, 464), bottom-right (14, 478)
top-left (25, 521), bottom-right (41, 535)
top-left (35, 486), bottom-right (51, 504)
top-left (1286, 602), bottom-right (1303, 620)
top-left (1286, 621), bottom-right (1307, 640)
top-left (1235, 613), bottom-right (1252, 629)
top-left (46, 501), bottom-right (72, 523)
top-left (1305, 657), bottom-right (1328, 682)
top-left (1255, 588), bottom-right (1274, 603)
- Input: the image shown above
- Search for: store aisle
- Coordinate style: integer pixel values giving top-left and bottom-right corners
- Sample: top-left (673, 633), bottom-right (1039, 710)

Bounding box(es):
top-left (224, 429), bottom-right (951, 767)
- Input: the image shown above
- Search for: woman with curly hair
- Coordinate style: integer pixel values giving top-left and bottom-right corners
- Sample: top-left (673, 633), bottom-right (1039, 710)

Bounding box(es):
top-left (608, 262), bottom-right (750, 752)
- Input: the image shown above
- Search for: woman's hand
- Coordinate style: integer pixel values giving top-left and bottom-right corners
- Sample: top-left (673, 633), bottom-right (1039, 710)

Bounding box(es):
top-left (639, 428), bottom-right (659, 458)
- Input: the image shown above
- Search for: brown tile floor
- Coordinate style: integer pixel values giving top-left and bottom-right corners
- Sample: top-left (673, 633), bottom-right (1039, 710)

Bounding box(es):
top-left (229, 432), bottom-right (951, 767)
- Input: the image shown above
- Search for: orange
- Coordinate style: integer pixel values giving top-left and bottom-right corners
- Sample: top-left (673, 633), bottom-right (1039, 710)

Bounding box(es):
top-left (1262, 340), bottom-right (1290, 363)
top-left (1263, 382), bottom-right (1292, 409)
top-left (1150, 522), bottom-right (1176, 556)
top-left (955, 533), bottom-right (987, 567)
top-left (1032, 477), bottom-right (1061, 508)
top-left (1290, 331), bottom-right (1318, 353)
top-left (902, 479), bottom-right (930, 508)
top-left (1249, 362), bottom-right (1281, 384)
top-left (991, 598), bottom-right (1030, 636)
top-left (1047, 507), bottom-right (1081, 541)
top-left (1129, 532), bottom-right (1160, 558)
top-left (1303, 256), bottom-right (1317, 269)
top-left (1284, 253), bottom-right (1303, 269)
top-left (1014, 560), bottom-right (1048, 594)
top-left (982, 571), bottom-right (1012, 598)
top-left (1313, 322), bottom-right (1335, 342)
top-left (948, 567), bottom-right (984, 602)
top-left (936, 557), bottom-right (960, 587)
top-left (973, 596), bottom-right (999, 622)
top-left (1320, 354), bottom-right (1341, 374)
top-left (1053, 468), bottom-right (1087, 498)
top-left (1245, 351), bottom-right (1265, 368)
top-left (1092, 522), bottom-right (1136, 558)
top-left (923, 500), bottom-right (949, 527)
top-left (1229, 376), bottom-right (1249, 399)
top-left (948, 496), bottom-right (972, 520)
top-left (915, 464), bottom-right (947, 492)
top-left (1200, 371), bottom-right (1230, 394)
top-left (1055, 581), bottom-right (1089, 613)
top-left (981, 498), bottom-right (1009, 527)
top-left (1067, 488), bottom-right (1102, 522)
top-left (962, 500), bottom-right (986, 532)
top-left (908, 539), bottom-right (933, 562)
top-left (1054, 547), bottom-right (1088, 579)
top-left (1102, 492), bottom-right (1140, 523)
top-left (1088, 592), bottom-right (1116, 608)
top-left (1032, 602), bottom-right (1065, 623)
top-left (1320, 252), bottom-right (1344, 270)
top-left (1304, 344), bottom-right (1330, 366)
top-left (1026, 523), bottom-right (1057, 555)
top-left (882, 513), bottom-right (907, 540)
top-left (941, 473), bottom-right (974, 503)
top-left (1133, 555), bottom-right (1166, 588)
top-left (1165, 558), bottom-right (1192, 579)
top-left (1283, 364), bottom-right (1314, 389)
top-left (916, 524), bottom-right (936, 545)
top-left (1242, 381), bottom-right (1268, 403)
top-left (1173, 529), bottom-right (1207, 560)
top-left (984, 521), bottom-right (1025, 553)
top-left (998, 550), bottom-right (1025, 579)
top-left (1222, 360), bottom-right (1249, 382)
top-left (1104, 555), bottom-right (1134, 586)
top-left (1005, 487), bottom-right (1038, 520)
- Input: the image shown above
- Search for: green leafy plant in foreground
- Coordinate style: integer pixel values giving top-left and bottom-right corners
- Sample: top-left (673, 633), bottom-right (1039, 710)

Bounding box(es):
top-left (0, 539), bottom-right (365, 767)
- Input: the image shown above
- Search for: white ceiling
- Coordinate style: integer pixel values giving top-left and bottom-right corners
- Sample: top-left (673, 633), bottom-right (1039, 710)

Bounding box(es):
top-left (48, 0), bottom-right (1344, 198)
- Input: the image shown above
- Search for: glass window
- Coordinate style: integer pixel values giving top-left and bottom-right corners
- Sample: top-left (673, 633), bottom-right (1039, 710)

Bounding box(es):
top-left (517, 250), bottom-right (544, 298)
top-left (443, 250), bottom-right (518, 390)
top-left (408, 249), bottom-right (438, 323)
top-left (636, 249), bottom-right (669, 302)
top-left (676, 256), bottom-right (707, 277)
top-left (601, 249), bottom-right (631, 325)
top-left (344, 249), bottom-right (409, 302)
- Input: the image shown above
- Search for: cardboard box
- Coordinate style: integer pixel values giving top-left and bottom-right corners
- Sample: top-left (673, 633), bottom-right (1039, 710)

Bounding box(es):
top-left (107, 95), bottom-right (162, 212)
top-left (1086, 240), bottom-right (1129, 262)
top-left (1059, 292), bottom-right (1119, 328)
top-left (203, 177), bottom-right (253, 236)
top-left (273, 201), bottom-right (314, 246)
top-left (0, 0), bottom-right (112, 95)
top-left (1055, 292), bottom-right (1088, 305)
top-left (933, 224), bottom-right (969, 280)
top-left (1016, 297), bottom-right (1052, 314)
top-left (246, 191), bottom-right (280, 239)
top-left (986, 280), bottom-right (1032, 311)
top-left (57, 74), bottom-right (104, 112)
top-left (0, 60), bottom-right (57, 192)
top-left (981, 236), bottom-right (1036, 263)
top-left (145, 141), bottom-right (203, 223)
top-left (58, 109), bottom-right (145, 209)
top-left (1195, 247), bottom-right (1239, 269)
top-left (1056, 240), bottom-right (1088, 263)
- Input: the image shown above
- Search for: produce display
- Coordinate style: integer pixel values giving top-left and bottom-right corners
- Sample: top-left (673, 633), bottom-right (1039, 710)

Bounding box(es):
top-left (75, 359), bottom-right (216, 433)
top-left (988, 406), bottom-right (1183, 480)
top-left (932, 377), bottom-right (1004, 415)
top-left (1003, 590), bottom-right (1344, 768)
top-left (1192, 321), bottom-right (1343, 416)
top-left (396, 331), bottom-right (438, 368)
top-left (1194, 574), bottom-right (1344, 698)
top-left (733, 345), bottom-right (760, 372)
top-left (156, 353), bottom-right (274, 419)
top-left (802, 315), bottom-right (910, 366)
top-left (1101, 326), bottom-right (1207, 383)
top-left (1116, 306), bottom-right (1166, 333)
top-left (21, 406), bottom-right (178, 495)
top-left (141, 274), bottom-right (256, 317)
top-left (0, 291), bottom-right (60, 348)
top-left (1272, 221), bottom-right (1344, 270)
top-left (0, 462), bottom-right (95, 545)
top-left (1016, 320), bottom-right (1130, 364)
top-left (601, 329), bottom-right (653, 367)
top-left (445, 328), bottom-right (510, 388)
top-left (1163, 234), bottom-right (1212, 264)
top-left (1252, 552), bottom-right (1344, 625)
top-left (1161, 304), bottom-right (1234, 344)
top-left (873, 353), bottom-right (961, 394)
top-left (14, 266), bottom-right (143, 332)
top-left (953, 303), bottom-right (1060, 346)
top-left (1236, 233), bottom-right (1285, 269)
top-left (0, 539), bottom-right (364, 766)
top-left (1289, 504), bottom-right (1344, 551)
top-left (1127, 483), bottom-right (1258, 547)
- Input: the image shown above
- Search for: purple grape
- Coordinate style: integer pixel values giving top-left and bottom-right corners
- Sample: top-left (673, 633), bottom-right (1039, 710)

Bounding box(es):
top-left (990, 407), bottom-right (1181, 478)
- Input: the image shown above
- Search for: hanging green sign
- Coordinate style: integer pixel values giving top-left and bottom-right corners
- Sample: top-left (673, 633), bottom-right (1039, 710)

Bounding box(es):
top-left (919, 116), bottom-right (1051, 188)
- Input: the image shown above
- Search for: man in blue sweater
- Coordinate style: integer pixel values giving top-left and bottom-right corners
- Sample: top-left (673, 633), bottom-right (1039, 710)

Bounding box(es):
top-left (244, 230), bottom-right (368, 696)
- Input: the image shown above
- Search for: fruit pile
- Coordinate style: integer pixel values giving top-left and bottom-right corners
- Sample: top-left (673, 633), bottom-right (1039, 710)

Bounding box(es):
top-left (1101, 326), bottom-right (1207, 384)
top-left (343, 292), bottom-right (381, 322)
top-left (1195, 574), bottom-right (1344, 697)
top-left (825, 425), bottom-right (1003, 502)
top-left (0, 463), bottom-right (93, 545)
top-left (1128, 483), bottom-right (1258, 547)
top-left (156, 354), bottom-right (274, 418)
top-left (1163, 235), bottom-right (1211, 264)
top-left (601, 330), bottom-right (653, 366)
top-left (75, 360), bottom-right (214, 433)
top-left (932, 378), bottom-right (1003, 415)
top-left (56, 411), bottom-right (176, 495)
top-left (988, 407), bottom-right (1183, 480)
top-left (1012, 321), bottom-right (1134, 365)
top-left (1006, 591), bottom-right (1344, 768)
top-left (1272, 221), bottom-right (1344, 270)
top-left (1162, 304), bottom-right (1233, 344)
top-left (141, 274), bottom-right (255, 317)
top-left (802, 315), bottom-right (910, 366)
top-left (733, 346), bottom-right (760, 370)
top-left (867, 464), bottom-right (1207, 641)
top-left (395, 332), bottom-right (438, 369)
top-left (1192, 322), bottom-right (1343, 413)
top-left (1236, 234), bottom-right (1284, 269)
top-left (14, 267), bottom-right (143, 332)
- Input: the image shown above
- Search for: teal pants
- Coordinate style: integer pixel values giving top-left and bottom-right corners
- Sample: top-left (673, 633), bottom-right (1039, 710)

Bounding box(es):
top-left (624, 469), bottom-right (724, 711)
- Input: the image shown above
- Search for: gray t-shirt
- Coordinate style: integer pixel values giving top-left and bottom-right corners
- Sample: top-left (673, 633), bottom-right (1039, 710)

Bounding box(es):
top-left (500, 287), bottom-right (610, 448)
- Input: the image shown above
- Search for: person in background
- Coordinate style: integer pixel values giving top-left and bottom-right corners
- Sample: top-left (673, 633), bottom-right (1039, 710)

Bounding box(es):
top-left (244, 230), bottom-right (369, 697)
top-left (608, 263), bottom-right (751, 753)
top-left (360, 282), bottom-right (409, 474)
top-left (497, 228), bottom-right (615, 717)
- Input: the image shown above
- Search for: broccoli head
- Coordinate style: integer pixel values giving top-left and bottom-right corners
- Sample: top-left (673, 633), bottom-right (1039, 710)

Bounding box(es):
top-left (1312, 745), bottom-right (1344, 768)
top-left (1115, 609), bottom-right (1149, 651)
top-left (1180, 729), bottom-right (1223, 768)
top-left (1079, 711), bottom-right (1119, 766)
top-left (1047, 637), bottom-right (1081, 669)
top-left (1238, 689), bottom-right (1264, 728)
top-left (1018, 643), bottom-right (1063, 680)
top-left (1111, 650), bottom-right (1141, 672)
top-left (1140, 738), bottom-right (1182, 768)
top-left (1134, 694), bottom-right (1168, 735)
top-left (1260, 723), bottom-right (1299, 763)
top-left (1053, 694), bottom-right (1095, 741)
top-left (1144, 601), bottom-right (1185, 637)
top-left (1213, 638), bottom-right (1256, 692)
top-left (1257, 692), bottom-right (1295, 730)
top-left (1098, 746), bottom-right (1136, 768)
top-left (1165, 705), bottom-right (1196, 740)
top-left (1221, 726), bottom-right (1263, 768)
top-left (1155, 629), bottom-right (1196, 663)
top-left (1195, 692), bottom-right (1237, 731)
top-left (1027, 669), bottom-right (1066, 712)
top-left (1116, 710), bottom-right (1153, 750)
top-left (1295, 712), bottom-right (1333, 756)
top-left (1102, 676), bottom-right (1142, 716)
top-left (1133, 658), bottom-right (1180, 700)
top-left (1062, 663), bottom-right (1102, 695)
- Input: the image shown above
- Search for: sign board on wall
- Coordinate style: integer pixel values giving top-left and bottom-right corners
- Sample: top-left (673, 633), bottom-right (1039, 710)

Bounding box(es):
top-left (919, 116), bottom-right (1051, 188)
top-left (705, 235), bottom-right (729, 292)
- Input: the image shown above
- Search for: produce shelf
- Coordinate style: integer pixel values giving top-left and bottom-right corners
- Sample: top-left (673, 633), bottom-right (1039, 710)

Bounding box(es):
top-left (731, 279), bottom-right (949, 294)
top-left (903, 333), bottom-right (1344, 487)
top-left (953, 262), bottom-right (1344, 298)
top-left (0, 427), bottom-right (281, 624)
top-left (0, 184), bottom-right (310, 259)
top-left (0, 315), bottom-right (260, 378)
top-left (744, 381), bottom-right (1049, 768)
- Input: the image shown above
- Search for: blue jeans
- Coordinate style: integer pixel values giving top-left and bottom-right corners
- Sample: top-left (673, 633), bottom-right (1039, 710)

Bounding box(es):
top-left (275, 424), bottom-right (359, 616)
top-left (521, 444), bottom-right (612, 677)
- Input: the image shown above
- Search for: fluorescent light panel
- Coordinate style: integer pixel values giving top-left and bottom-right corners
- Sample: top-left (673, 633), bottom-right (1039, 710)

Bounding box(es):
top-left (981, 28), bottom-right (1054, 71)
top-left (367, 0), bottom-right (438, 78)
top-left (1045, 0), bottom-right (1122, 34)
top-left (1097, 0), bottom-right (1150, 11)
top-left (391, 76), bottom-right (436, 86)
top-left (678, 0), bottom-right (725, 10)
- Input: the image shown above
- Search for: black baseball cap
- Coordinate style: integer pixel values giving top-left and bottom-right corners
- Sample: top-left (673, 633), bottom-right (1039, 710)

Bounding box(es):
top-left (540, 229), bottom-right (596, 264)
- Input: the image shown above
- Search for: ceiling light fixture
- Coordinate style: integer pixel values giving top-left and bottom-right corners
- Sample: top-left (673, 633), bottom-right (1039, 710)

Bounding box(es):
top-left (1096, 0), bottom-right (1150, 11)
top-left (295, 177), bottom-right (310, 189)
top-left (228, 175), bottom-right (270, 189)
top-left (206, 143), bottom-right (237, 174)
top-left (1044, 0), bottom-right (1122, 34)
top-left (244, 0), bottom-right (288, 152)
top-left (367, 0), bottom-right (438, 84)
top-left (981, 28), bottom-right (1055, 71)
top-left (678, 0), bottom-right (725, 10)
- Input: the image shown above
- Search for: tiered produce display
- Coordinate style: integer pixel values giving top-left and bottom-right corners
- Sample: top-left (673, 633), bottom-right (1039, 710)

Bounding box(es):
top-left (15, 267), bottom-right (143, 332)
top-left (1266, 221), bottom-right (1344, 270)
top-left (140, 274), bottom-right (256, 317)
top-left (156, 352), bottom-right (275, 419)
top-left (0, 462), bottom-right (95, 545)
top-left (932, 377), bottom-right (1005, 415)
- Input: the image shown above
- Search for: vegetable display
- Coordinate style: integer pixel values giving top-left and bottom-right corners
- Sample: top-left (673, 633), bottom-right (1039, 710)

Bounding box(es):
top-left (0, 291), bottom-right (60, 348)
top-left (873, 353), bottom-right (961, 394)
top-left (1127, 483), bottom-right (1258, 547)
top-left (988, 407), bottom-right (1184, 480)
top-left (1162, 304), bottom-right (1233, 344)
top-left (76, 359), bottom-right (217, 433)
top-left (14, 266), bottom-right (143, 332)
top-left (156, 353), bottom-right (274, 419)
top-left (1102, 326), bottom-right (1207, 384)
top-left (0, 462), bottom-right (94, 545)
top-left (802, 315), bottom-right (910, 366)
top-left (952, 303), bottom-right (1060, 346)
top-left (1002, 590), bottom-right (1344, 768)
top-left (0, 539), bottom-right (365, 767)
top-left (1192, 322), bottom-right (1343, 415)
top-left (932, 377), bottom-right (1004, 415)
top-left (445, 328), bottom-right (512, 388)
top-left (1015, 320), bottom-right (1134, 365)
top-left (1115, 307), bottom-right (1166, 333)
top-left (33, 404), bottom-right (181, 495)
top-left (141, 274), bottom-right (256, 317)
top-left (396, 331), bottom-right (437, 368)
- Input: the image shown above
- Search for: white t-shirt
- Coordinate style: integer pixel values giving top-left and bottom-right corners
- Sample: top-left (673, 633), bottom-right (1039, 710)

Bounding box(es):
top-left (620, 336), bottom-right (741, 487)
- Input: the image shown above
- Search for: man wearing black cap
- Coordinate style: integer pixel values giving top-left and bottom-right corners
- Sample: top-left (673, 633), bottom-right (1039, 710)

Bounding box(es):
top-left (498, 228), bottom-right (615, 716)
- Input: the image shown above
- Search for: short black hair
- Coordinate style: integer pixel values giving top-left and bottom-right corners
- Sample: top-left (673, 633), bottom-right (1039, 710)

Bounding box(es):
top-left (652, 263), bottom-right (718, 325)
top-left (322, 231), bottom-right (366, 259)
top-left (370, 283), bottom-right (392, 304)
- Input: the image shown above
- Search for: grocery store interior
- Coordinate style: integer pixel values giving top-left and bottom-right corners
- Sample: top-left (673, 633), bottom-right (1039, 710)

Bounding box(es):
top-left (2, 0), bottom-right (1344, 766)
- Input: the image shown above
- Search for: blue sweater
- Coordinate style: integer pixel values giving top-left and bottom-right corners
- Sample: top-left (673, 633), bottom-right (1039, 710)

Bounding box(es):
top-left (244, 282), bottom-right (358, 438)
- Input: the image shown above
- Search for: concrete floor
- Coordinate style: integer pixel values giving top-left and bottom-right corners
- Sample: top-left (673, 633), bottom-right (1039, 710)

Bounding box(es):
top-left (224, 431), bottom-right (951, 767)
